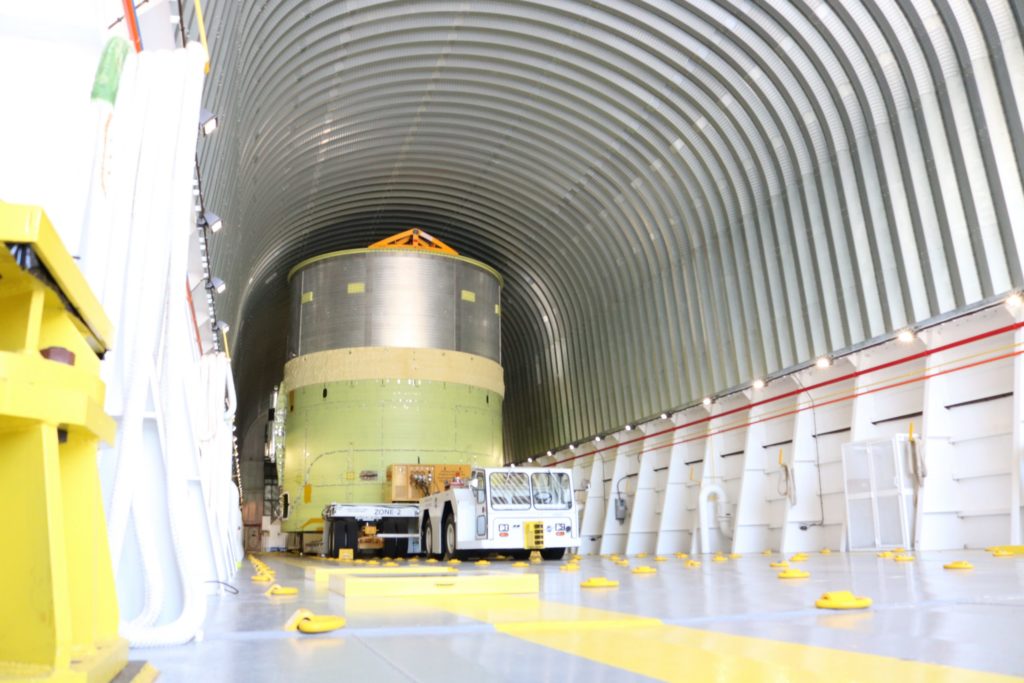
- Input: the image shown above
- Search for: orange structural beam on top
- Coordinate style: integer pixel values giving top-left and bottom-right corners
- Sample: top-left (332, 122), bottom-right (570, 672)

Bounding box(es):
top-left (369, 228), bottom-right (459, 255)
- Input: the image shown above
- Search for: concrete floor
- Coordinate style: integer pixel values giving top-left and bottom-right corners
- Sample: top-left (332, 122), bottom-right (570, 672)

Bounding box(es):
top-left (135, 551), bottom-right (1024, 682)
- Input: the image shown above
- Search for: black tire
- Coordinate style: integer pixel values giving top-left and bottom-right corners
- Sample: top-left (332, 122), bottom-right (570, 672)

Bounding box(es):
top-left (422, 516), bottom-right (434, 557)
top-left (540, 547), bottom-right (566, 561)
top-left (442, 514), bottom-right (458, 560)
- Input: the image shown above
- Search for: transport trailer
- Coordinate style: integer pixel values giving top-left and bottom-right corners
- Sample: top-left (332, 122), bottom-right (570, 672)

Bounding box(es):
top-left (321, 466), bottom-right (579, 560)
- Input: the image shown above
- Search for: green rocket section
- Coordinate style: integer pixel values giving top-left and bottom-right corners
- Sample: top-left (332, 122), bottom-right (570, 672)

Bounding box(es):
top-left (280, 377), bottom-right (503, 533)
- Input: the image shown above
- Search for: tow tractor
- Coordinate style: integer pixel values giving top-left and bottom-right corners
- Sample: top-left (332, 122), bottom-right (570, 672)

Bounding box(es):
top-left (420, 466), bottom-right (578, 560)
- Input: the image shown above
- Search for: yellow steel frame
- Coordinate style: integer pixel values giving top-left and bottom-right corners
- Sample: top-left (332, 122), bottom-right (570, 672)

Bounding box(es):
top-left (0, 203), bottom-right (126, 682)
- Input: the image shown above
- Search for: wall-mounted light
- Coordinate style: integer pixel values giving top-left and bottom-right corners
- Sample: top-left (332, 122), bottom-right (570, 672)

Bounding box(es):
top-left (215, 320), bottom-right (230, 333)
top-left (702, 397), bottom-right (712, 406)
top-left (594, 435), bottom-right (602, 442)
top-left (660, 412), bottom-right (669, 420)
top-left (897, 329), bottom-right (915, 343)
top-left (624, 424), bottom-right (633, 431)
top-left (1005, 291), bottom-right (1023, 309)
top-left (546, 450), bottom-right (553, 456)
top-left (815, 356), bottom-right (832, 369)
top-left (752, 378), bottom-right (765, 390)
top-left (526, 457), bottom-right (533, 463)
top-left (199, 107), bottom-right (218, 136)
top-left (200, 211), bottom-right (222, 233)
top-left (569, 444), bottom-right (576, 450)
top-left (207, 276), bottom-right (226, 294)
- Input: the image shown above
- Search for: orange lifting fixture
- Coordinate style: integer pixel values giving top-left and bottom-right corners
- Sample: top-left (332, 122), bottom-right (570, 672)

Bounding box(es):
top-left (368, 228), bottom-right (459, 255)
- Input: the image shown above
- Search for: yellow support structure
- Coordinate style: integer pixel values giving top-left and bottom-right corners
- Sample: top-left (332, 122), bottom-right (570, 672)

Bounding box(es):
top-left (368, 228), bottom-right (459, 255)
top-left (0, 203), bottom-right (127, 682)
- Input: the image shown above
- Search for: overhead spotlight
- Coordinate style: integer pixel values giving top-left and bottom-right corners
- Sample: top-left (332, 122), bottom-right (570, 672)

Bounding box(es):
top-left (199, 107), bottom-right (218, 136)
top-left (897, 329), bottom-right (915, 343)
top-left (546, 450), bottom-right (553, 456)
top-left (752, 378), bottom-right (765, 390)
top-left (1005, 291), bottom-right (1023, 309)
top-left (208, 276), bottom-right (226, 294)
top-left (624, 424), bottom-right (633, 431)
top-left (200, 211), bottom-right (222, 233)
top-left (215, 320), bottom-right (230, 333)
top-left (660, 412), bottom-right (669, 420)
top-left (702, 397), bottom-right (712, 406)
top-left (815, 356), bottom-right (832, 369)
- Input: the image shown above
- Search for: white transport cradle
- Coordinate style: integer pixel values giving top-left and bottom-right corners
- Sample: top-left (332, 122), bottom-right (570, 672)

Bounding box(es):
top-left (419, 467), bottom-right (579, 560)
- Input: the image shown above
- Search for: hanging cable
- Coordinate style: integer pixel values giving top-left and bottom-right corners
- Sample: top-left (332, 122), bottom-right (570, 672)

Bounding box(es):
top-left (790, 374), bottom-right (825, 528)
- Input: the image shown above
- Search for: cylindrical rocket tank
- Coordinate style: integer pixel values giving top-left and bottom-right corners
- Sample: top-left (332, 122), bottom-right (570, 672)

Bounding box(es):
top-left (279, 234), bottom-right (505, 533)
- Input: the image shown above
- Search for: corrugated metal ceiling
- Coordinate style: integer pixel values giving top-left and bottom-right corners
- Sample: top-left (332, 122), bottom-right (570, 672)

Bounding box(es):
top-left (197, 1), bottom-right (1024, 460)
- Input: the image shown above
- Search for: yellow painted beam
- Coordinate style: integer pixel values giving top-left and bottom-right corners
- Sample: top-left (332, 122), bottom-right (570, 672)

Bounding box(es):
top-left (328, 572), bottom-right (538, 597)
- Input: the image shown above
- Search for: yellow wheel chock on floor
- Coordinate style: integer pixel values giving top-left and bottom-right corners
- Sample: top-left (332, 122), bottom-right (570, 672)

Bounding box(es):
top-left (265, 584), bottom-right (299, 597)
top-left (635, 552), bottom-right (648, 558)
top-left (789, 553), bottom-right (809, 562)
top-left (770, 561), bottom-right (790, 568)
top-left (284, 609), bottom-right (346, 634)
top-left (512, 561), bottom-right (530, 568)
top-left (475, 560), bottom-right (490, 567)
top-left (893, 554), bottom-right (915, 562)
top-left (632, 566), bottom-right (657, 574)
top-left (654, 555), bottom-right (667, 562)
top-left (762, 549), bottom-right (773, 555)
top-left (560, 563), bottom-right (580, 572)
top-left (820, 548), bottom-right (832, 555)
top-left (944, 561), bottom-right (974, 570)
top-left (251, 573), bottom-right (274, 582)
top-left (712, 555), bottom-right (728, 563)
top-left (729, 553), bottom-right (741, 559)
top-left (0, 203), bottom-right (128, 683)
top-left (581, 577), bottom-right (619, 588)
top-left (992, 549), bottom-right (1013, 557)
top-left (877, 551), bottom-right (894, 558)
top-left (815, 591), bottom-right (872, 610)
top-left (675, 552), bottom-right (689, 559)
top-left (778, 569), bottom-right (811, 579)
top-left (685, 560), bottom-right (702, 568)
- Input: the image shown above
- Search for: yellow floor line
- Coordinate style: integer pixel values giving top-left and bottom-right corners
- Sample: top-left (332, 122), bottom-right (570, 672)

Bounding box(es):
top-left (414, 595), bottom-right (1018, 682)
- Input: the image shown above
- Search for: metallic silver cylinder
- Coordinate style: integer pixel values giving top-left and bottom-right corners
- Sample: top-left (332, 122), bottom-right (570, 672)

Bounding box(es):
top-left (287, 248), bottom-right (502, 362)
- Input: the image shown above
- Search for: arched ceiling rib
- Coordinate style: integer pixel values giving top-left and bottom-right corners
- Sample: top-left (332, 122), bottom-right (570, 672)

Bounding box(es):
top-left (197, 1), bottom-right (1024, 462)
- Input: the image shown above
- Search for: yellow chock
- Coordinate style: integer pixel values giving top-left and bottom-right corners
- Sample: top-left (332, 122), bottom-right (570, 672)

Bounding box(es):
top-left (408, 556), bottom-right (420, 563)
top-left (495, 555), bottom-right (508, 560)
top-left (581, 577), bottom-right (619, 589)
top-left (636, 552), bottom-right (648, 558)
top-left (354, 559), bottom-right (367, 564)
top-left (992, 549), bottom-right (1013, 557)
top-left (572, 554), bottom-right (583, 561)
top-left (654, 555), bottom-right (667, 562)
top-left (762, 549), bottom-right (772, 555)
top-left (366, 560), bottom-right (380, 566)
top-left (632, 566), bottom-right (657, 574)
top-left (448, 559), bottom-right (462, 565)
top-left (512, 561), bottom-right (530, 568)
top-left (615, 560), bottom-right (630, 567)
top-left (944, 560), bottom-right (974, 570)
top-left (778, 568), bottom-right (811, 579)
top-left (265, 584), bottom-right (298, 597)
top-left (475, 560), bottom-right (491, 567)
top-left (815, 591), bottom-right (871, 610)
top-left (560, 563), bottom-right (580, 572)
top-left (383, 561), bottom-right (399, 567)
top-left (876, 551), bottom-right (894, 559)
top-left (381, 556), bottom-right (393, 561)
top-left (729, 553), bottom-right (741, 559)
top-left (769, 561), bottom-right (789, 568)
top-left (790, 553), bottom-right (809, 562)
top-left (987, 545), bottom-right (1024, 555)
top-left (338, 548), bottom-right (354, 561)
top-left (284, 609), bottom-right (346, 633)
top-left (820, 548), bottom-right (832, 555)
top-left (712, 555), bottom-right (728, 563)
top-left (251, 573), bottom-right (274, 583)
top-left (425, 558), bottom-right (438, 563)
top-left (675, 552), bottom-right (689, 559)
top-left (529, 551), bottom-right (542, 562)
top-left (893, 554), bottom-right (915, 563)
top-left (686, 559), bottom-right (702, 568)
